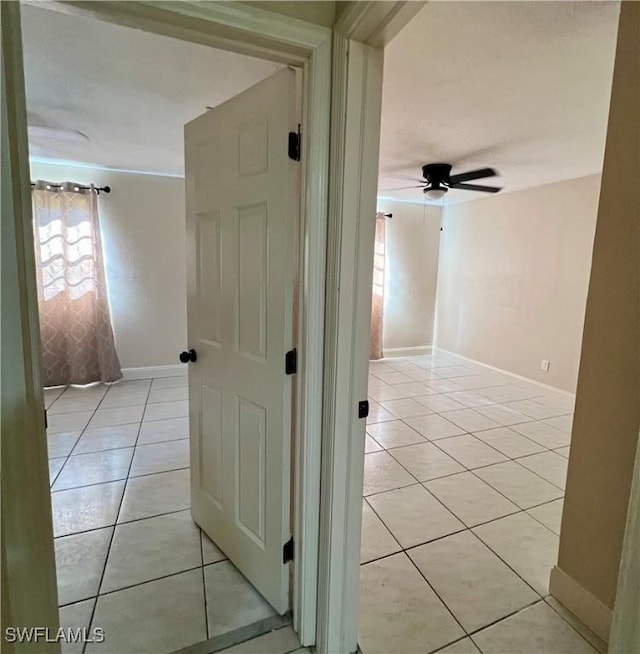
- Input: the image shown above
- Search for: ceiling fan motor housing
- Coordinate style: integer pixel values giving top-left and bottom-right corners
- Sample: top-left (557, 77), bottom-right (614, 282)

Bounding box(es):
top-left (422, 163), bottom-right (452, 186)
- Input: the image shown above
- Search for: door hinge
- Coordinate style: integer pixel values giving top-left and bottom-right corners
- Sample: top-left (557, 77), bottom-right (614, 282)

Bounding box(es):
top-left (288, 125), bottom-right (301, 161)
top-left (285, 348), bottom-right (297, 375)
top-left (44, 409), bottom-right (48, 429)
top-left (283, 537), bottom-right (294, 563)
top-left (358, 400), bottom-right (369, 419)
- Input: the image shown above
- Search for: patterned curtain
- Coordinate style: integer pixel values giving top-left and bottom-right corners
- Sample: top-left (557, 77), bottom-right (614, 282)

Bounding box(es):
top-left (369, 212), bottom-right (386, 360)
top-left (32, 181), bottom-right (122, 386)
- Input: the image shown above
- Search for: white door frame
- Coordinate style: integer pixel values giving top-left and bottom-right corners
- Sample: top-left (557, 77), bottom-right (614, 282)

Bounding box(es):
top-left (1, 3), bottom-right (61, 649)
top-left (2, 2), bottom-right (422, 652)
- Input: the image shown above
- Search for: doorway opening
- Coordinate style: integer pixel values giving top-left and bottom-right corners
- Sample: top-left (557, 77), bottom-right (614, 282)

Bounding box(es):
top-left (22, 5), bottom-right (303, 651)
top-left (358, 2), bottom-right (619, 652)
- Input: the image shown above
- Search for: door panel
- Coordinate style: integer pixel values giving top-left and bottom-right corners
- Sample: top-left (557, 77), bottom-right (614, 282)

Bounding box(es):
top-left (237, 204), bottom-right (267, 358)
top-left (196, 212), bottom-right (222, 345)
top-left (185, 68), bottom-right (296, 615)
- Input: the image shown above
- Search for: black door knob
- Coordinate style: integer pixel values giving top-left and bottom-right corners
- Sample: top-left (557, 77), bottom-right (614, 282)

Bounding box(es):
top-left (179, 349), bottom-right (197, 363)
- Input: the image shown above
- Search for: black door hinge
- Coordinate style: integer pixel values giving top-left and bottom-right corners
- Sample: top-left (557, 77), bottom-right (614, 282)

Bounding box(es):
top-left (358, 400), bottom-right (369, 419)
top-left (285, 348), bottom-right (297, 375)
top-left (283, 537), bottom-right (294, 563)
top-left (44, 409), bottom-right (48, 429)
top-left (288, 124), bottom-right (301, 161)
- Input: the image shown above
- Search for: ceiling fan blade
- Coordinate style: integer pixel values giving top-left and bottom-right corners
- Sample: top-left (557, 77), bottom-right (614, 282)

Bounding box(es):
top-left (379, 185), bottom-right (425, 192)
top-left (448, 168), bottom-right (497, 185)
top-left (449, 183), bottom-right (502, 193)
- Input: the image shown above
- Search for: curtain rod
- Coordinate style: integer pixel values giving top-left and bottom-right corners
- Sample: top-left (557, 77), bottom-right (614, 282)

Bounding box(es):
top-left (31, 182), bottom-right (111, 195)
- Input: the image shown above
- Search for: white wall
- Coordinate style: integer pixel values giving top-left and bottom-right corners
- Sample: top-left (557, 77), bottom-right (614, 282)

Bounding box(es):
top-left (376, 199), bottom-right (441, 352)
top-left (30, 162), bottom-right (187, 370)
top-left (435, 174), bottom-right (600, 392)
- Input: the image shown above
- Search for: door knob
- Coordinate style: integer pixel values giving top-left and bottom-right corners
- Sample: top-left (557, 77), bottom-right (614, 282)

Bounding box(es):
top-left (179, 349), bottom-right (197, 363)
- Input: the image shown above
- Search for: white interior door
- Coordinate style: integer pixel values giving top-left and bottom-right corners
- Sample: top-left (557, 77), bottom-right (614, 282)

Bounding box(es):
top-left (184, 68), bottom-right (297, 615)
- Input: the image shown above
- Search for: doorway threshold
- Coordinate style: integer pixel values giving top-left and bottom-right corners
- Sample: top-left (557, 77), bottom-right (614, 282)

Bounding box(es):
top-left (174, 613), bottom-right (294, 654)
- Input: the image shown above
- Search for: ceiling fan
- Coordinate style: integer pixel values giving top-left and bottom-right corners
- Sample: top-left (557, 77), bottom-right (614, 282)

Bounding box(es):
top-left (384, 163), bottom-right (502, 200)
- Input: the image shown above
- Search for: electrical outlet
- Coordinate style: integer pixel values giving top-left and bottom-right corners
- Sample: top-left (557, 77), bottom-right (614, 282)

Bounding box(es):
top-left (540, 359), bottom-right (550, 372)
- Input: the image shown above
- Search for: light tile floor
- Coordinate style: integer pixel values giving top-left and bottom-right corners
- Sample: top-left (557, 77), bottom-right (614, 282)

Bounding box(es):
top-left (360, 352), bottom-right (604, 654)
top-left (46, 354), bottom-right (602, 654)
top-left (45, 375), bottom-right (280, 654)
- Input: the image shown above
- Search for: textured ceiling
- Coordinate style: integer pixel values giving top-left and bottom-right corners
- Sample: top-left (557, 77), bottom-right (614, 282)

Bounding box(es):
top-left (379, 1), bottom-right (620, 204)
top-left (21, 4), bottom-right (283, 176)
top-left (22, 2), bottom-right (619, 195)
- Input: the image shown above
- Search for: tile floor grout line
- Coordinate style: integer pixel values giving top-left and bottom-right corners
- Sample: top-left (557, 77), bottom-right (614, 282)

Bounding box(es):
top-left (360, 497), bottom-right (406, 560)
top-left (465, 463), bottom-right (563, 516)
top-left (200, 529), bottom-right (211, 639)
top-left (359, 524), bottom-right (468, 567)
top-left (361, 491), bottom-right (565, 569)
top-left (401, 415), bottom-right (565, 506)
top-left (428, 634), bottom-right (477, 654)
top-left (53, 505), bottom-right (194, 541)
top-left (50, 463), bottom-right (190, 495)
top-left (404, 549), bottom-right (469, 637)
top-left (51, 462), bottom-right (133, 494)
top-left (468, 415), bottom-right (571, 435)
top-left (425, 596), bottom-right (548, 653)
top-left (364, 474), bottom-right (528, 563)
top-left (524, 504), bottom-right (564, 537)
top-left (48, 388), bottom-right (186, 477)
top-left (133, 435), bottom-right (189, 449)
top-left (468, 525), bottom-right (547, 600)
top-left (58, 559), bottom-right (229, 609)
top-left (50, 385), bottom-right (113, 490)
top-left (421, 429), bottom-right (510, 471)
top-left (68, 381), bottom-right (126, 654)
top-left (470, 447), bottom-right (566, 484)
top-left (67, 382), bottom-right (131, 449)
top-left (59, 434), bottom-right (189, 458)
top-left (362, 462), bottom-right (564, 509)
top-left (366, 481), bottom-right (528, 569)
top-left (509, 454), bottom-right (568, 492)
top-left (50, 474), bottom-right (130, 495)
top-left (463, 596), bottom-right (546, 642)
top-left (379, 461), bottom-right (567, 567)
top-left (128, 461), bottom-right (190, 480)
top-left (82, 380), bottom-right (152, 654)
top-left (365, 387), bottom-right (569, 503)
top-left (379, 430), bottom-right (554, 457)
top-left (472, 427), bottom-right (558, 459)
top-left (412, 428), bottom-right (532, 499)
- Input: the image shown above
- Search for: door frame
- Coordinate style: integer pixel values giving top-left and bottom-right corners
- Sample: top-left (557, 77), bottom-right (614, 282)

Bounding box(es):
top-left (2, 2), bottom-right (422, 652)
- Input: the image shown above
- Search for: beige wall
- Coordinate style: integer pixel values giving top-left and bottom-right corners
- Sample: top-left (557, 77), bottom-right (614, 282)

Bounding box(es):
top-left (435, 175), bottom-right (600, 392)
top-left (552, 0), bottom-right (640, 632)
top-left (376, 199), bottom-right (441, 352)
top-left (30, 162), bottom-right (187, 370)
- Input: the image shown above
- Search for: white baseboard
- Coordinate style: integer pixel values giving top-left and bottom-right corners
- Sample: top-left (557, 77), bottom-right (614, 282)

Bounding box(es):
top-left (382, 345), bottom-right (432, 358)
top-left (433, 347), bottom-right (576, 399)
top-left (549, 566), bottom-right (612, 643)
top-left (121, 364), bottom-right (186, 380)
